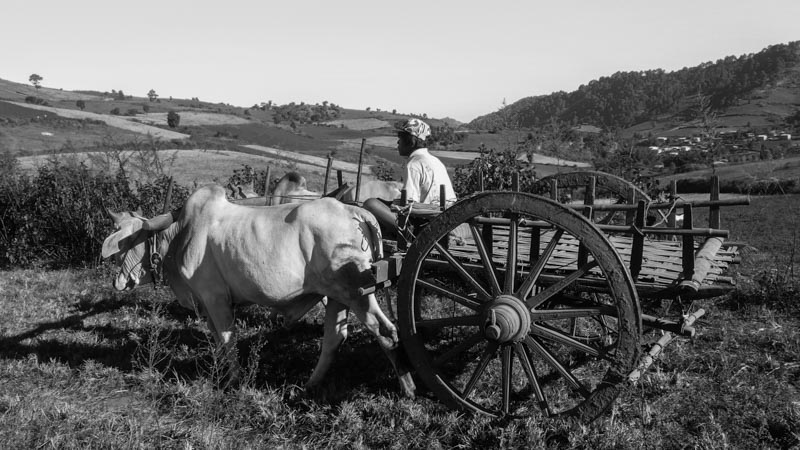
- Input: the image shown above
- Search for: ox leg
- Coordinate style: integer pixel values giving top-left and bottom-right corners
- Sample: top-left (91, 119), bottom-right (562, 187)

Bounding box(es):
top-left (305, 299), bottom-right (349, 390)
top-left (350, 293), bottom-right (416, 398)
top-left (204, 300), bottom-right (240, 386)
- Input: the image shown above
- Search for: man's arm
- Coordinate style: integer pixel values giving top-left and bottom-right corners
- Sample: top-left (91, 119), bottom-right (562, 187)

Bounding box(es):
top-left (403, 162), bottom-right (422, 203)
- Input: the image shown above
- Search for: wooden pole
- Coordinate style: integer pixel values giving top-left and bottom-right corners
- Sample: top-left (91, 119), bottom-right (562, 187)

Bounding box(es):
top-left (337, 170), bottom-right (343, 188)
top-left (263, 166), bottom-right (272, 205)
top-left (681, 204), bottom-right (695, 279)
top-left (630, 200), bottom-right (646, 279)
top-left (323, 155), bottom-right (333, 195)
top-left (668, 180), bottom-right (678, 228)
top-left (162, 176), bottom-right (174, 214)
top-left (355, 138), bottom-right (366, 203)
top-left (584, 175), bottom-right (596, 222)
top-left (709, 175), bottom-right (720, 229)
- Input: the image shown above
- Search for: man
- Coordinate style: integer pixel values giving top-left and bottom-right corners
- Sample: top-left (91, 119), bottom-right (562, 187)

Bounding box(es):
top-left (364, 118), bottom-right (457, 237)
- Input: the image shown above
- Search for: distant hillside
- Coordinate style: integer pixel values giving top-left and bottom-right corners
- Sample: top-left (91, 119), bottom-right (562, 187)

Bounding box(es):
top-left (470, 41), bottom-right (800, 135)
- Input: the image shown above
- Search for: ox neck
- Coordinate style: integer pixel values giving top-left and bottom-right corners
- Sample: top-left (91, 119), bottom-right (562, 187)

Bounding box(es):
top-left (154, 221), bottom-right (179, 253)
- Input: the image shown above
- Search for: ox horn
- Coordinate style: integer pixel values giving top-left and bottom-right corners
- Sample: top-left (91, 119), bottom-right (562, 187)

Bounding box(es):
top-left (142, 212), bottom-right (175, 231)
top-left (106, 208), bottom-right (126, 225)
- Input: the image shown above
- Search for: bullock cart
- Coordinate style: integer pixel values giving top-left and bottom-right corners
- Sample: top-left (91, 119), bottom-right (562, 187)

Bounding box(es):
top-left (357, 171), bottom-right (749, 421)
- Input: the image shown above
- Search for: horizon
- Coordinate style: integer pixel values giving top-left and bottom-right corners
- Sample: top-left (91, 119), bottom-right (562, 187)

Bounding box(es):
top-left (2, 0), bottom-right (798, 123)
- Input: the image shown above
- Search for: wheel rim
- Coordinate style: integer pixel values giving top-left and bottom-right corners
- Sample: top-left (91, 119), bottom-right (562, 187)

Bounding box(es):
top-left (397, 191), bottom-right (641, 420)
top-left (532, 171), bottom-right (664, 225)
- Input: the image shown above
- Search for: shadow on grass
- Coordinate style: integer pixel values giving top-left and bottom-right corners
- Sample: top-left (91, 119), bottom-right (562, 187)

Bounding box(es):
top-left (0, 291), bottom-right (409, 406)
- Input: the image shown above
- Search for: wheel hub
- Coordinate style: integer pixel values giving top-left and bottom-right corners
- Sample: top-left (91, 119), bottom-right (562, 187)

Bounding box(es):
top-left (482, 295), bottom-right (531, 343)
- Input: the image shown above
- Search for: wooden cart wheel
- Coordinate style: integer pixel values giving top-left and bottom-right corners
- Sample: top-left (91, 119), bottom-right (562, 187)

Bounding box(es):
top-left (397, 191), bottom-right (641, 420)
top-left (532, 171), bottom-right (663, 225)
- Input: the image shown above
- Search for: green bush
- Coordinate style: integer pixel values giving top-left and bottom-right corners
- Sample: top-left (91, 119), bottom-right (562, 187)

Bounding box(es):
top-left (167, 111), bottom-right (180, 128)
top-left (24, 96), bottom-right (49, 106)
top-left (0, 154), bottom-right (189, 269)
top-left (452, 145), bottom-right (537, 198)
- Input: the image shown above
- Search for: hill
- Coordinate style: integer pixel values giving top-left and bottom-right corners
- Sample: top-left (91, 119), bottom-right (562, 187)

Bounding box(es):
top-left (469, 41), bottom-right (800, 138)
top-left (0, 76), bottom-right (589, 186)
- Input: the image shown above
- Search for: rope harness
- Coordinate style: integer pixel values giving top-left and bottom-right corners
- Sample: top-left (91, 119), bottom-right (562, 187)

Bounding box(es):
top-left (147, 233), bottom-right (165, 289)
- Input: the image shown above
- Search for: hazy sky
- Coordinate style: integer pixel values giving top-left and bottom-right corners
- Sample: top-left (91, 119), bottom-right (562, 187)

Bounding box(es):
top-left (2, 0), bottom-right (798, 122)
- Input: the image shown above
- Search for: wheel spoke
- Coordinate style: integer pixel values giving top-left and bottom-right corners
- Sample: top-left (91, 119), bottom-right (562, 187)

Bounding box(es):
top-left (530, 306), bottom-right (616, 321)
top-left (417, 278), bottom-right (483, 311)
top-left (516, 229), bottom-right (564, 299)
top-left (432, 241), bottom-right (492, 300)
top-left (469, 222), bottom-right (501, 296)
top-left (525, 336), bottom-right (590, 398)
top-left (530, 324), bottom-right (605, 359)
top-left (433, 332), bottom-right (485, 367)
top-left (463, 341), bottom-right (499, 398)
top-left (514, 342), bottom-right (551, 416)
top-left (416, 315), bottom-right (483, 329)
top-left (501, 345), bottom-right (512, 414)
top-left (525, 260), bottom-right (599, 310)
top-left (504, 216), bottom-right (519, 294)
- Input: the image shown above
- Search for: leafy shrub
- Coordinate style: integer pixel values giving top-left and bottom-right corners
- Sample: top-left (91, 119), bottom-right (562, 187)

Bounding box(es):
top-left (167, 111), bottom-right (180, 128)
top-left (76, 100), bottom-right (86, 110)
top-left (728, 268), bottom-right (800, 313)
top-left (0, 154), bottom-right (190, 268)
top-left (24, 96), bottom-right (49, 106)
top-left (452, 145), bottom-right (537, 197)
top-left (226, 165), bottom-right (273, 196)
top-left (110, 107), bottom-right (120, 115)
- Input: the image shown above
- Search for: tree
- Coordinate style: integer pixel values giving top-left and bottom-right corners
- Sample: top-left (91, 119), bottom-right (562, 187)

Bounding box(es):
top-left (76, 100), bottom-right (85, 111)
top-left (147, 89), bottom-right (158, 102)
top-left (167, 111), bottom-right (180, 128)
top-left (116, 90), bottom-right (125, 101)
top-left (29, 74), bottom-right (42, 89)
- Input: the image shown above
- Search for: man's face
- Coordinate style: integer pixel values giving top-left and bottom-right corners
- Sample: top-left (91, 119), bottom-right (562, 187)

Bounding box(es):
top-left (397, 132), bottom-right (414, 157)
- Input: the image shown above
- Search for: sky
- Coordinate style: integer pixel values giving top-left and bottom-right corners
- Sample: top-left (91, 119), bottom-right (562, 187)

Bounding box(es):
top-left (2, 0), bottom-right (798, 123)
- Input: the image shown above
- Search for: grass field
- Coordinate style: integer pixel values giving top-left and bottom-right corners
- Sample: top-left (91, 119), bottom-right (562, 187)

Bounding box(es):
top-left (1, 195), bottom-right (798, 448)
top-left (658, 156), bottom-right (800, 187)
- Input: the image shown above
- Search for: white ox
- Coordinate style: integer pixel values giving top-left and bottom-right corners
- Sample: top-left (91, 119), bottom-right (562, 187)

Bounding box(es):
top-left (101, 184), bottom-right (415, 396)
top-left (268, 172), bottom-right (320, 205)
top-left (339, 180), bottom-right (403, 204)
